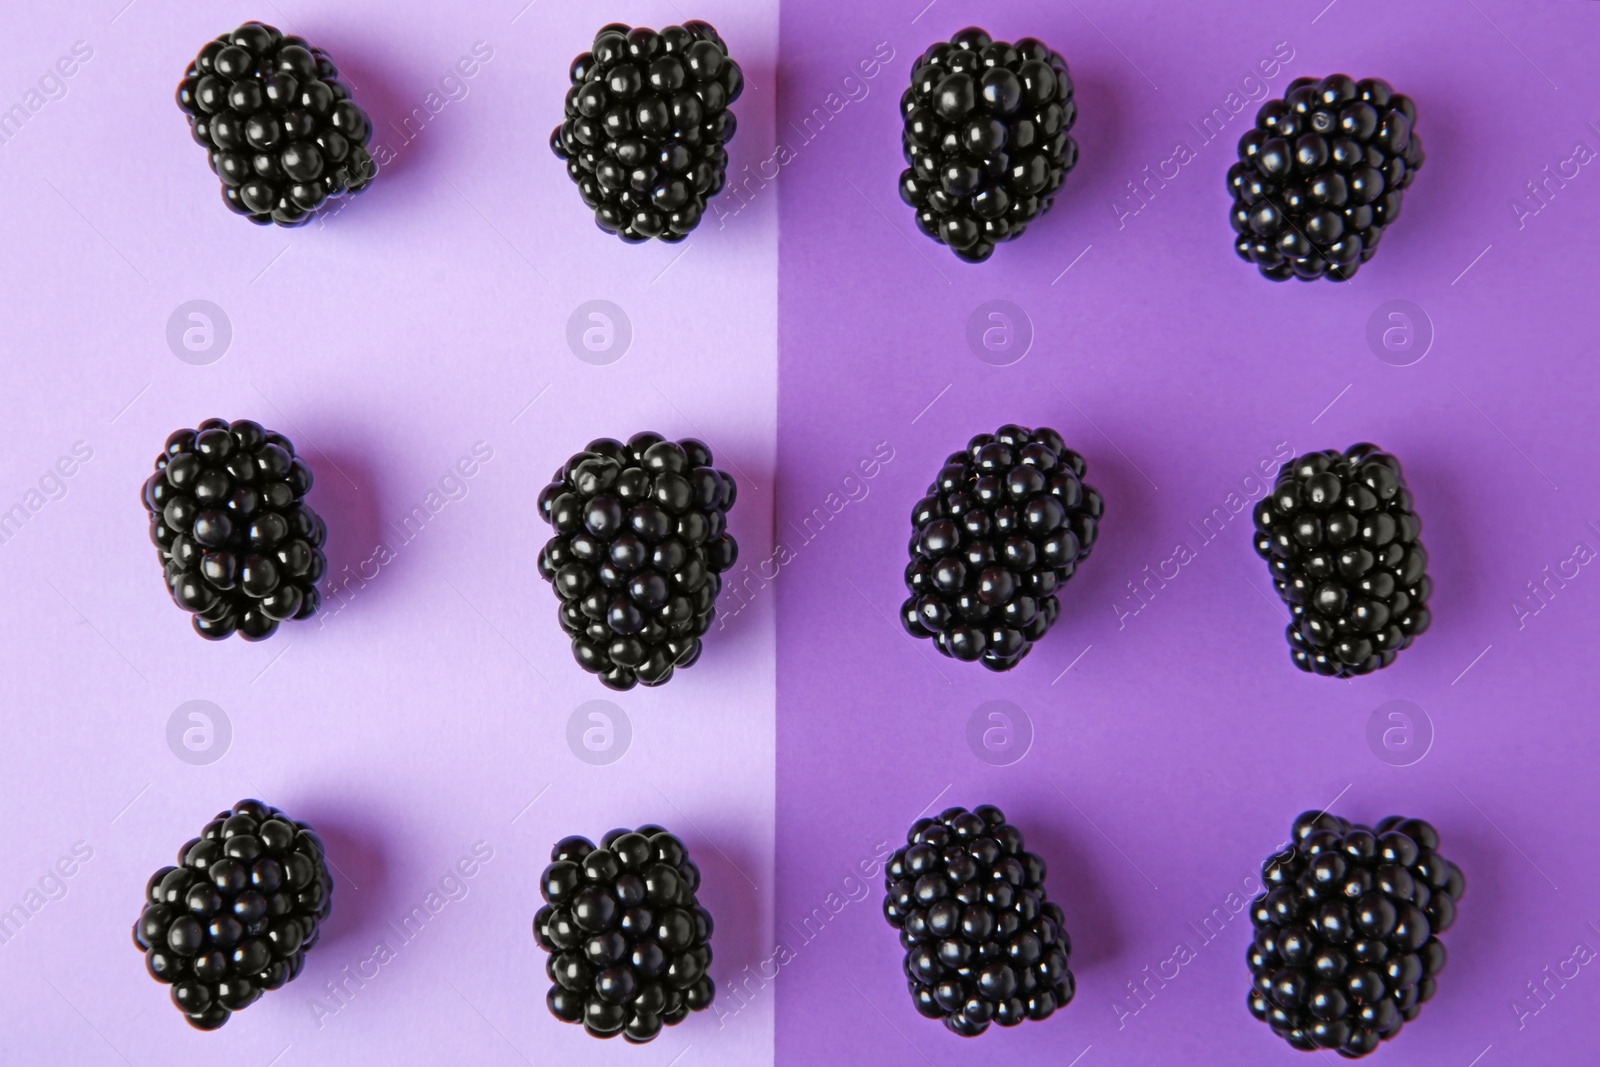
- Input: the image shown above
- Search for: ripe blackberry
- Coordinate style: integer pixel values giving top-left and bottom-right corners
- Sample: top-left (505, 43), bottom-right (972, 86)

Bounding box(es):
top-left (176, 21), bottom-right (375, 226)
top-left (1248, 810), bottom-right (1464, 1057)
top-left (883, 805), bottom-right (1075, 1037)
top-left (898, 28), bottom-right (1078, 263)
top-left (1229, 75), bottom-right (1424, 281)
top-left (534, 826), bottom-right (715, 1042)
top-left (551, 22), bottom-right (743, 242)
top-left (133, 800), bottom-right (333, 1031)
top-left (900, 425), bottom-right (1101, 670)
top-left (1252, 444), bottom-right (1430, 677)
top-left (142, 419), bottom-right (327, 642)
top-left (536, 433), bottom-right (737, 690)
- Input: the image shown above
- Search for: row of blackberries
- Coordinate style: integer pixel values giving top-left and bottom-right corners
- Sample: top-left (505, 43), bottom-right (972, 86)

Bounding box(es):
top-left (144, 421), bottom-right (1430, 683)
top-left (137, 801), bottom-right (1460, 1059)
top-left (179, 23), bottom-right (1421, 279)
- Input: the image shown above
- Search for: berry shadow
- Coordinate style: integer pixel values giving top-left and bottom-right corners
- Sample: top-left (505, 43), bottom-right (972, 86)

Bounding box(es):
top-left (676, 822), bottom-right (766, 1003)
top-left (286, 800), bottom-right (398, 955)
top-left (301, 448), bottom-right (391, 627)
top-left (1043, 64), bottom-right (1127, 242)
top-left (1010, 814), bottom-right (1124, 972)
top-left (311, 35), bottom-right (430, 195)
top-left (1044, 432), bottom-right (1158, 644)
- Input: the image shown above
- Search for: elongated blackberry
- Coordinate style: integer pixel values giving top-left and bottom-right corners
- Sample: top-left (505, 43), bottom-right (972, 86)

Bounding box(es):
top-left (143, 420), bottom-right (326, 641)
top-left (1229, 75), bottom-right (1424, 281)
top-left (177, 21), bottom-right (375, 226)
top-left (537, 433), bottom-right (737, 689)
top-left (1252, 445), bottom-right (1430, 676)
top-left (884, 805), bottom-right (1074, 1037)
top-left (1248, 811), bottom-right (1464, 1057)
top-left (899, 28), bottom-right (1078, 263)
top-left (133, 800), bottom-right (333, 1031)
top-left (900, 425), bottom-right (1100, 670)
top-left (535, 826), bottom-right (715, 1042)
top-left (552, 22), bottom-right (743, 242)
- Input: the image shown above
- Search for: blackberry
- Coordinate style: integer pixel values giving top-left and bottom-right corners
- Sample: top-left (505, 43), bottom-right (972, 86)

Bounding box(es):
top-left (1229, 75), bottom-right (1424, 281)
top-left (536, 433), bottom-right (737, 690)
top-left (1251, 444), bottom-right (1430, 677)
top-left (898, 28), bottom-right (1078, 263)
top-left (883, 805), bottom-right (1075, 1037)
top-left (133, 800), bottom-right (333, 1031)
top-left (142, 419), bottom-right (327, 642)
top-left (1248, 811), bottom-right (1464, 1057)
top-left (176, 21), bottom-right (375, 226)
top-left (534, 826), bottom-right (715, 1042)
top-left (551, 22), bottom-right (743, 242)
top-left (900, 425), bottom-right (1101, 670)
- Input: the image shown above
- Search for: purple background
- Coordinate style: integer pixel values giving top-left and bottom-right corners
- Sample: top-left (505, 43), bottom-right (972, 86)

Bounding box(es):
top-left (0, 2), bottom-right (775, 1065)
top-left (774, 0), bottom-right (1600, 1065)
top-left (4, 0), bottom-right (1600, 1065)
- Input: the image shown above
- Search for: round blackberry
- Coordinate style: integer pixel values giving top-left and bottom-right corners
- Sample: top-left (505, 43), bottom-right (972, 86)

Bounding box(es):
top-left (176, 21), bottom-right (375, 226)
top-left (884, 805), bottom-right (1074, 1037)
top-left (1248, 811), bottom-right (1464, 1057)
top-left (536, 433), bottom-right (737, 690)
top-left (898, 28), bottom-right (1078, 263)
top-left (534, 826), bottom-right (715, 1042)
top-left (551, 22), bottom-right (743, 242)
top-left (1252, 444), bottom-right (1430, 677)
top-left (143, 419), bottom-right (327, 642)
top-left (133, 799), bottom-right (333, 1031)
top-left (1229, 75), bottom-right (1424, 281)
top-left (900, 425), bottom-right (1101, 670)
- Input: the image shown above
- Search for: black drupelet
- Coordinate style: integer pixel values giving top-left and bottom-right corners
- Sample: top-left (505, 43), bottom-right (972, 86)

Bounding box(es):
top-left (898, 27), bottom-right (1078, 263)
top-left (534, 827), bottom-right (715, 1042)
top-left (552, 22), bottom-right (743, 242)
top-left (1252, 444), bottom-right (1430, 676)
top-left (1248, 810), bottom-right (1464, 1057)
top-left (537, 433), bottom-right (738, 689)
top-left (900, 425), bottom-right (1101, 670)
top-left (143, 419), bottom-right (326, 642)
top-left (134, 800), bottom-right (333, 1030)
top-left (1229, 75), bottom-right (1423, 281)
top-left (176, 22), bottom-right (375, 226)
top-left (884, 805), bottom-right (1075, 1036)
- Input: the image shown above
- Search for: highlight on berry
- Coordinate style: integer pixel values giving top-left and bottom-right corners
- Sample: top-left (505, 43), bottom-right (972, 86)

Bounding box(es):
top-left (176, 22), bottom-right (376, 226)
top-left (551, 21), bottom-right (744, 242)
top-left (534, 826), bottom-right (715, 1042)
top-left (537, 432), bottom-right (738, 690)
top-left (901, 425), bottom-right (1101, 671)
top-left (1229, 75), bottom-right (1424, 281)
top-left (883, 804), bottom-right (1075, 1036)
top-left (143, 419), bottom-right (327, 642)
top-left (133, 800), bottom-right (334, 1030)
top-left (899, 27), bottom-right (1079, 263)
top-left (1248, 810), bottom-right (1463, 1057)
top-left (1252, 444), bottom-right (1430, 677)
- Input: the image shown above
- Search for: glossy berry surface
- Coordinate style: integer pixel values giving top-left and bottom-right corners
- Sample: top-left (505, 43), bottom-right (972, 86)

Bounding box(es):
top-left (1252, 444), bottom-right (1430, 677)
top-left (537, 433), bottom-right (738, 689)
top-left (551, 22), bottom-right (743, 242)
top-left (900, 425), bottom-right (1101, 670)
top-left (884, 805), bottom-right (1075, 1037)
top-left (899, 27), bottom-right (1078, 263)
top-left (133, 799), bottom-right (333, 1031)
top-left (176, 21), bottom-right (375, 226)
top-left (534, 826), bottom-right (715, 1042)
top-left (1229, 75), bottom-right (1424, 281)
top-left (1248, 810), bottom-right (1464, 1057)
top-left (143, 419), bottom-right (327, 642)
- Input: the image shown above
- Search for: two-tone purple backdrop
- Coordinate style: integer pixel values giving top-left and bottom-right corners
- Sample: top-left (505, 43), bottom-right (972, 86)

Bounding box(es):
top-left (1, 0), bottom-right (1597, 1065)
top-left (774, 0), bottom-right (1600, 1065)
